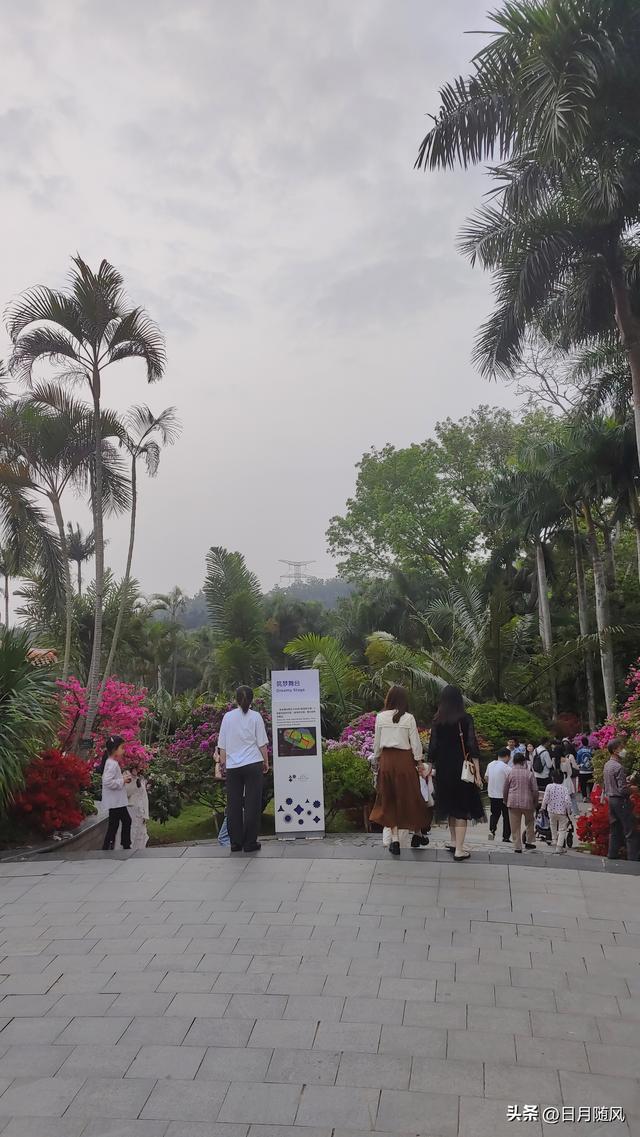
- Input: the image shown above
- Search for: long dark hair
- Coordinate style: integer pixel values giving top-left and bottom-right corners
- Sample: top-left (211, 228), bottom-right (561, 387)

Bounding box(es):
top-left (236, 685), bottom-right (253, 715)
top-left (384, 684), bottom-right (409, 725)
top-left (435, 684), bottom-right (465, 726)
top-left (98, 734), bottom-right (125, 776)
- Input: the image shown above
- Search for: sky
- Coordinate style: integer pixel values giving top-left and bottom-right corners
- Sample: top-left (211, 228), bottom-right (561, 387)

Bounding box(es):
top-left (0, 0), bottom-right (517, 601)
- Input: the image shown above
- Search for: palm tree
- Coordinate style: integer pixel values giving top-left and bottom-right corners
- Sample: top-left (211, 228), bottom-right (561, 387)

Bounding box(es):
top-left (415, 0), bottom-right (640, 466)
top-left (153, 585), bottom-right (187, 696)
top-left (0, 628), bottom-right (61, 814)
top-left (0, 388), bottom-right (129, 678)
top-left (6, 256), bottom-right (165, 734)
top-left (284, 633), bottom-right (365, 735)
top-left (204, 546), bottom-right (268, 687)
top-left (0, 545), bottom-right (13, 630)
top-left (99, 406), bottom-right (180, 695)
top-left (66, 524), bottom-right (95, 596)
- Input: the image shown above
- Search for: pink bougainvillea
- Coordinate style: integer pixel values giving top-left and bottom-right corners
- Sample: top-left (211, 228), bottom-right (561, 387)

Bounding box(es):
top-left (58, 677), bottom-right (150, 767)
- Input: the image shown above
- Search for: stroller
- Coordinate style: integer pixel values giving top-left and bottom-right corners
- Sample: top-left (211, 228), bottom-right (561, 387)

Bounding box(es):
top-left (535, 806), bottom-right (574, 848)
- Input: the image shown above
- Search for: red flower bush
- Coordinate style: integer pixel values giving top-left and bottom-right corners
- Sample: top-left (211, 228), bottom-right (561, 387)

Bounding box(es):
top-left (576, 787), bottom-right (640, 857)
top-left (10, 749), bottom-right (92, 835)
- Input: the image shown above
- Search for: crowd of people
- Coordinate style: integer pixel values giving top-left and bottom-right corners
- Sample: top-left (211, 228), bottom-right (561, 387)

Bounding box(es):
top-left (97, 685), bottom-right (639, 863)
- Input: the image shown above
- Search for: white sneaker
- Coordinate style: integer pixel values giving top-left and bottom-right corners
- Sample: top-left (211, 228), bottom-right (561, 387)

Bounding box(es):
top-left (487, 832), bottom-right (495, 841)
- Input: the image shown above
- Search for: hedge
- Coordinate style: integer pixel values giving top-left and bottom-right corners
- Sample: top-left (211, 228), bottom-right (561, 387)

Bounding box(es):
top-left (467, 703), bottom-right (546, 750)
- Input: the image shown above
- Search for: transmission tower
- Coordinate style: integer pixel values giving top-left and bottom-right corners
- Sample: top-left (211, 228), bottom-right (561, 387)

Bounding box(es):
top-left (279, 559), bottom-right (315, 585)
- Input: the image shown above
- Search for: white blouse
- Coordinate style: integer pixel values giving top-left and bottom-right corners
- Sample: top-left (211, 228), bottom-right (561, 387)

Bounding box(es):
top-left (373, 710), bottom-right (423, 762)
top-left (101, 757), bottom-right (128, 810)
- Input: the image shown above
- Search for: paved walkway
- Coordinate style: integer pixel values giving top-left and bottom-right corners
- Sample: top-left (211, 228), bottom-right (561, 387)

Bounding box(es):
top-left (0, 851), bottom-right (638, 1136)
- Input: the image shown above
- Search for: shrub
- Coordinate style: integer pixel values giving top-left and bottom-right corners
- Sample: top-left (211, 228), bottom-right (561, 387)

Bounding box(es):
top-left (146, 753), bottom-right (185, 824)
top-left (467, 703), bottom-right (546, 749)
top-left (9, 749), bottom-right (92, 836)
top-left (58, 676), bottom-right (150, 766)
top-left (577, 788), bottom-right (640, 857)
top-left (322, 746), bottom-right (374, 823)
top-left (0, 630), bottom-right (61, 815)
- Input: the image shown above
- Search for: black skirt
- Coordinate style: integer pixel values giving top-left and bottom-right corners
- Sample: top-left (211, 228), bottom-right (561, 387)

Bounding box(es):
top-left (430, 716), bottom-right (486, 823)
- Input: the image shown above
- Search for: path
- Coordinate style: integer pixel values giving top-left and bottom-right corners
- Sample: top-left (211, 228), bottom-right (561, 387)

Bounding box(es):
top-left (0, 849), bottom-right (637, 1136)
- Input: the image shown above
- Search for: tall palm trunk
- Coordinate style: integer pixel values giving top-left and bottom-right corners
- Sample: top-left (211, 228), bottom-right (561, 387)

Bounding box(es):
top-left (77, 562), bottom-right (82, 596)
top-left (85, 365), bottom-right (104, 738)
top-left (535, 540), bottom-right (557, 718)
top-left (602, 526), bottom-right (616, 592)
top-left (571, 509), bottom-right (597, 730)
top-left (628, 489), bottom-right (640, 585)
top-left (50, 494), bottom-right (73, 681)
top-left (610, 269), bottom-right (640, 472)
top-left (99, 457), bottom-right (137, 698)
top-left (583, 500), bottom-right (616, 716)
top-left (3, 574), bottom-right (8, 631)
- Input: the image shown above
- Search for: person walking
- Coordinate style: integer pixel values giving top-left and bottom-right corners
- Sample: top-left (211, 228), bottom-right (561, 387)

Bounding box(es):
top-left (428, 685), bottom-right (484, 862)
top-left (485, 748), bottom-right (512, 843)
top-left (532, 739), bottom-right (553, 793)
top-left (218, 686), bottom-right (269, 853)
top-left (603, 738), bottom-right (640, 862)
top-left (370, 685), bottom-right (430, 857)
top-left (560, 747), bottom-right (580, 816)
top-left (503, 752), bottom-right (538, 853)
top-left (100, 735), bottom-right (132, 852)
top-left (541, 769), bottom-right (572, 854)
top-left (576, 736), bottom-right (594, 802)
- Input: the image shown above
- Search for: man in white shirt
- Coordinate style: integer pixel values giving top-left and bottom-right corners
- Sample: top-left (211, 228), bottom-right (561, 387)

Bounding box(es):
top-left (532, 740), bottom-right (553, 792)
top-left (485, 748), bottom-right (512, 842)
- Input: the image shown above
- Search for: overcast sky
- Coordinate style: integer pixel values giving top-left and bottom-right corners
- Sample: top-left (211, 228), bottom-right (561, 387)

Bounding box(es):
top-left (1, 0), bottom-right (517, 599)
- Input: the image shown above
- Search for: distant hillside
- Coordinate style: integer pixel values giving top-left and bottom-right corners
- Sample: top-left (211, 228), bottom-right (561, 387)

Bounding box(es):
top-left (266, 577), bottom-right (354, 609)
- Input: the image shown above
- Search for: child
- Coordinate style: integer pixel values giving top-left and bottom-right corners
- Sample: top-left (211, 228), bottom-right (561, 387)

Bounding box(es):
top-left (100, 735), bottom-right (132, 851)
top-left (485, 747), bottom-right (512, 842)
top-left (125, 762), bottom-right (150, 851)
top-left (541, 769), bottom-right (572, 853)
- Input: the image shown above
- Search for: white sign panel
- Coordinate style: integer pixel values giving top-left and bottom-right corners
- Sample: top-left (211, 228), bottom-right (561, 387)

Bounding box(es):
top-left (272, 669), bottom-right (325, 836)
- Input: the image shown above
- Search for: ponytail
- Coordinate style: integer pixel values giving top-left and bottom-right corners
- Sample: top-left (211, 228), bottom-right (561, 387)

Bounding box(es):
top-left (98, 734), bottom-right (125, 776)
top-left (236, 685), bottom-right (253, 714)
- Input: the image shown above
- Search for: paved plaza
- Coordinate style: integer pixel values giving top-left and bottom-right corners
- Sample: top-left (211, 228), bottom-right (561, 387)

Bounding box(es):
top-left (0, 848), bottom-right (638, 1137)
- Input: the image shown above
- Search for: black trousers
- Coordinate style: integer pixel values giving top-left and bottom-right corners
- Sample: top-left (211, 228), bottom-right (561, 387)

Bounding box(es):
top-left (103, 807), bottom-right (131, 850)
top-left (226, 762), bottom-right (263, 850)
top-left (489, 797), bottom-right (511, 840)
top-left (578, 772), bottom-right (593, 800)
top-left (608, 796), bottom-right (640, 861)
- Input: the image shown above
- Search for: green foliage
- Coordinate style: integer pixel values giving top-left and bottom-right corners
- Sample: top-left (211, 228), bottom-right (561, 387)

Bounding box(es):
top-left (284, 633), bottom-right (365, 735)
top-left (467, 702), bottom-right (546, 749)
top-left (204, 546), bottom-right (268, 686)
top-left (322, 746), bottom-right (374, 823)
top-left (146, 753), bottom-right (185, 824)
top-left (0, 629), bottom-right (61, 815)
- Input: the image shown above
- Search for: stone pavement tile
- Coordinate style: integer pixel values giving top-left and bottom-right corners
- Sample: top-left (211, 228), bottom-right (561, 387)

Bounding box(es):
top-left (559, 1071), bottom-right (640, 1118)
top-left (467, 1006), bottom-right (531, 1035)
top-left (141, 1078), bottom-right (229, 1122)
top-left (47, 993), bottom-right (117, 1018)
top-left (617, 998), bottom-right (640, 1020)
top-left (313, 1020), bottom-right (379, 1053)
top-left (378, 977), bottom-right (436, 1002)
top-left (211, 975), bottom-right (270, 995)
top-left (447, 1029), bottom-right (515, 1063)
top-left (0, 1043), bottom-right (72, 1077)
top-left (378, 1025), bottom-right (446, 1058)
top-left (249, 1019), bottom-right (316, 1049)
top-left (78, 1123), bottom-right (167, 1137)
top-left (165, 1125), bottom-right (250, 1137)
top-left (484, 1062), bottom-right (562, 1103)
top-left (267, 974), bottom-right (325, 995)
top-left (0, 973), bottom-right (62, 995)
top-left (126, 1043), bottom-right (206, 1080)
top-left (454, 963), bottom-right (510, 986)
top-left (107, 993), bottom-right (173, 1017)
top-left (0, 1076), bottom-right (84, 1117)
top-left (541, 1121), bottom-right (630, 1137)
top-left (156, 971), bottom-right (216, 993)
top-left (266, 1047), bottom-right (339, 1085)
top-left (496, 986), bottom-right (556, 1011)
top-left (347, 957), bottom-right (402, 978)
top-left (120, 1016), bottom-right (193, 1045)
top-left (0, 1018), bottom-right (70, 1044)
top-left (184, 1019), bottom-right (254, 1049)
top-left (248, 1128), bottom-right (330, 1137)
top-left (556, 991), bottom-right (619, 1017)
top-left (400, 959), bottom-right (455, 981)
top-left (283, 994), bottom-right (344, 1021)
top-left (322, 974), bottom-right (380, 997)
top-left (515, 1035), bottom-right (588, 1072)
top-left (67, 1076), bottom-right (156, 1119)
top-left (0, 956), bottom-right (56, 975)
top-left (197, 954), bottom-right (253, 974)
top-left (586, 1043), bottom-right (640, 1079)
top-left (198, 1046), bottom-right (272, 1082)
top-left (57, 1017), bottom-right (132, 1045)
top-left (225, 994), bottom-right (286, 1020)
top-left (336, 1050), bottom-right (410, 1090)
top-left (0, 1120), bottom-right (85, 1137)
top-left (167, 993), bottom-right (231, 1018)
top-left (377, 1088), bottom-right (457, 1136)
top-left (510, 966), bottom-right (569, 990)
top-left (402, 1001), bottom-right (467, 1029)
top-left (459, 1096), bottom-right (542, 1137)
top-left (341, 996), bottom-right (404, 1025)
top-left (436, 980), bottom-right (494, 1006)
top-left (60, 1044), bottom-right (140, 1077)
top-left (530, 1010), bottom-right (599, 1040)
top-left (219, 1081), bottom-right (301, 1126)
top-left (410, 1056), bottom-right (482, 1096)
top-left (0, 995), bottom-right (61, 1017)
top-left (595, 1017), bottom-right (640, 1047)
top-left (296, 1083), bottom-right (379, 1129)
top-left (246, 954), bottom-right (303, 974)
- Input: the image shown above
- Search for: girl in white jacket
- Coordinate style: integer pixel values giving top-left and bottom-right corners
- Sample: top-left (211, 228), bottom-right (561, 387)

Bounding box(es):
top-left (100, 735), bottom-right (132, 851)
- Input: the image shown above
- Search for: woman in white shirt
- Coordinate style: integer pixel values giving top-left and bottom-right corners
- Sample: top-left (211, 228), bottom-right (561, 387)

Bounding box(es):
top-left (369, 685), bottom-right (430, 857)
top-left (100, 735), bottom-right (132, 851)
top-left (218, 686), bottom-right (269, 853)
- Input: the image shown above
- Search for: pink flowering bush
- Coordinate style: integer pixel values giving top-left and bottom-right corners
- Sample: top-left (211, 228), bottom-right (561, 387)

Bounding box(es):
top-left (326, 712), bottom-right (430, 766)
top-left (575, 658), bottom-right (640, 836)
top-left (58, 677), bottom-right (150, 767)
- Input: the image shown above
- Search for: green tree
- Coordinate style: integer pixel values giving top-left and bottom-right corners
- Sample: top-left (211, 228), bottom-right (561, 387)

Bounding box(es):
top-left (0, 629), bottom-right (60, 815)
top-left (6, 256), bottom-right (165, 735)
top-left (204, 547), bottom-right (268, 688)
top-left (66, 524), bottom-right (95, 597)
top-left (416, 0), bottom-right (640, 466)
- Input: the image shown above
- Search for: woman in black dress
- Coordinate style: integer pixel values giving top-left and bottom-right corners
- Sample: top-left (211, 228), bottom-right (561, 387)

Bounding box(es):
top-left (428, 685), bottom-right (485, 861)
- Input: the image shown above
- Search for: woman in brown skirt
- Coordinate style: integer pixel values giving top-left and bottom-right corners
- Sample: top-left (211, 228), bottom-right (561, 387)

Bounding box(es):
top-left (369, 685), bottom-right (430, 856)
